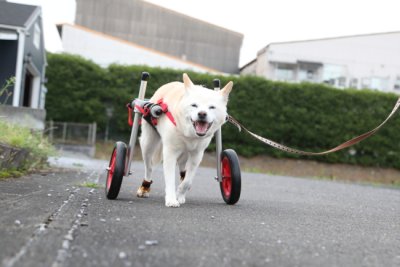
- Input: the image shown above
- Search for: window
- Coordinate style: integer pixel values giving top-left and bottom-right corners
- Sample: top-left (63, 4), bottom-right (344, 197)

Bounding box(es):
top-left (296, 61), bottom-right (322, 82)
top-left (370, 77), bottom-right (389, 91)
top-left (275, 68), bottom-right (294, 81)
top-left (338, 77), bottom-right (346, 87)
top-left (350, 78), bottom-right (358, 88)
top-left (298, 69), bottom-right (314, 82)
top-left (322, 64), bottom-right (346, 83)
top-left (394, 76), bottom-right (400, 90)
top-left (307, 70), bottom-right (314, 80)
top-left (361, 77), bottom-right (389, 91)
top-left (274, 63), bottom-right (295, 81)
top-left (361, 78), bottom-right (370, 88)
top-left (33, 23), bottom-right (40, 49)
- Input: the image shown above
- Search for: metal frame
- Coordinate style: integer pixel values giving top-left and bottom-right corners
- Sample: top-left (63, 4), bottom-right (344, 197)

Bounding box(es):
top-left (125, 72), bottom-right (149, 176)
top-left (213, 79), bottom-right (223, 182)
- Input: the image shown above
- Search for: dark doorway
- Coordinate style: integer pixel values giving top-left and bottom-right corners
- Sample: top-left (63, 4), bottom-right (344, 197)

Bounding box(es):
top-left (22, 70), bottom-right (33, 107)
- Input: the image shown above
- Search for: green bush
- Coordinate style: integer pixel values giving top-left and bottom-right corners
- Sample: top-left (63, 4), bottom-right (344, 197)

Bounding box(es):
top-left (45, 53), bottom-right (400, 169)
top-left (45, 53), bottom-right (109, 128)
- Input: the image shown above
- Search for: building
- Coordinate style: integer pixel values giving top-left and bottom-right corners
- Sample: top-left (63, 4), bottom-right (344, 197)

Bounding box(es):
top-left (241, 32), bottom-right (400, 93)
top-left (0, 0), bottom-right (47, 108)
top-left (74, 0), bottom-right (243, 74)
top-left (58, 23), bottom-right (220, 74)
top-left (0, 1), bottom-right (47, 129)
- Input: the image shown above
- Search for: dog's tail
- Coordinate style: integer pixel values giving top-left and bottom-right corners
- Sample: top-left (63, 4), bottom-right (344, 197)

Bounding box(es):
top-left (152, 143), bottom-right (163, 165)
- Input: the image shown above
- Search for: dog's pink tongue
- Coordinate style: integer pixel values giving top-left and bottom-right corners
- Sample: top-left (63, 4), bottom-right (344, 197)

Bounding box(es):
top-left (195, 121), bottom-right (209, 134)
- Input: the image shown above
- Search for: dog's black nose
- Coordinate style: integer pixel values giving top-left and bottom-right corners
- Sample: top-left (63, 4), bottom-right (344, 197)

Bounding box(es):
top-left (198, 111), bottom-right (207, 120)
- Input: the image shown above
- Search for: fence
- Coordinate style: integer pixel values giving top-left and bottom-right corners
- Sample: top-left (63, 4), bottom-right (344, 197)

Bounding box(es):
top-left (46, 121), bottom-right (97, 157)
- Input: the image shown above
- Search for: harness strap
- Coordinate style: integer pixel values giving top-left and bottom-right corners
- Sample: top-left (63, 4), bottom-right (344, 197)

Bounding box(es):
top-left (157, 99), bottom-right (176, 126)
top-left (126, 104), bottom-right (133, 127)
top-left (129, 98), bottom-right (176, 128)
top-left (134, 104), bottom-right (149, 117)
top-left (227, 97), bottom-right (400, 156)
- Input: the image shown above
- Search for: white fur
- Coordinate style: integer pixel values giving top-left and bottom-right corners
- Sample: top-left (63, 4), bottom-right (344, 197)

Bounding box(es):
top-left (139, 73), bottom-right (233, 207)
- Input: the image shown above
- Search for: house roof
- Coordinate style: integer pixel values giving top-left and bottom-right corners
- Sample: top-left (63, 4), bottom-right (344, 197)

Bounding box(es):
top-left (0, 1), bottom-right (39, 28)
top-left (239, 58), bottom-right (257, 71)
top-left (257, 31), bottom-right (400, 56)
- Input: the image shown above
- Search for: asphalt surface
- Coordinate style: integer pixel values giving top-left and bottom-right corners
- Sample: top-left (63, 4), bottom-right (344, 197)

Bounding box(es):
top-left (1, 155), bottom-right (399, 267)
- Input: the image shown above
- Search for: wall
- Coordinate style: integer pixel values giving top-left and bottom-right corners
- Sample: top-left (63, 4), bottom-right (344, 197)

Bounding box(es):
top-left (0, 105), bottom-right (46, 130)
top-left (75, 0), bottom-right (243, 73)
top-left (240, 60), bottom-right (257, 75)
top-left (61, 24), bottom-right (219, 73)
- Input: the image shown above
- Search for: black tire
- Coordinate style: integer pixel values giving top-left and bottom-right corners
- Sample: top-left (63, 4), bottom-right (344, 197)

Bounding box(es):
top-left (105, 141), bottom-right (127, 199)
top-left (219, 149), bottom-right (241, 205)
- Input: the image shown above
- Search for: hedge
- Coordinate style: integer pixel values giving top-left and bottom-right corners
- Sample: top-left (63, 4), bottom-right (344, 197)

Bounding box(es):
top-left (45, 53), bottom-right (400, 169)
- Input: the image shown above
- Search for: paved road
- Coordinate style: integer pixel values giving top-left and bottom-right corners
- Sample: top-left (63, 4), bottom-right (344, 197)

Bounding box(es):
top-left (1, 155), bottom-right (399, 267)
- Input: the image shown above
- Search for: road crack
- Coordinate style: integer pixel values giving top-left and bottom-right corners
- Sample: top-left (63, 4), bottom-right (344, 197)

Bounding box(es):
top-left (2, 187), bottom-right (80, 267)
top-left (2, 170), bottom-right (99, 267)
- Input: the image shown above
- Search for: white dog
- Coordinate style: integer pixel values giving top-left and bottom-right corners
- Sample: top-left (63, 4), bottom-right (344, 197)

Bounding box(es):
top-left (137, 73), bottom-right (233, 207)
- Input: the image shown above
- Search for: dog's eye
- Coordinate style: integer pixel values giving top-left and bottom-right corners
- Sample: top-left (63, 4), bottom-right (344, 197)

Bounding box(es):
top-left (191, 104), bottom-right (198, 108)
top-left (209, 105), bottom-right (216, 109)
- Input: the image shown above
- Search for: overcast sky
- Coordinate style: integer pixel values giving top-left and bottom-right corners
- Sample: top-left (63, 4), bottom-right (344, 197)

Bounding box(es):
top-left (8, 0), bottom-right (400, 66)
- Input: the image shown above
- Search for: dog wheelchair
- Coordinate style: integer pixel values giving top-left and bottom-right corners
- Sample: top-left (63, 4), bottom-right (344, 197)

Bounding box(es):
top-left (105, 72), bottom-right (241, 205)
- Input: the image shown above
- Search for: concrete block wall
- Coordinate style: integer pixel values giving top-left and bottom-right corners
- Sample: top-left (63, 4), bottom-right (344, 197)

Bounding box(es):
top-left (0, 106), bottom-right (46, 130)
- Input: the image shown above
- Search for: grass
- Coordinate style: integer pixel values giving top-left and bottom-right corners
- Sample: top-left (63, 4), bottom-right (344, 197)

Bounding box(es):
top-left (393, 181), bottom-right (400, 187)
top-left (0, 121), bottom-right (55, 176)
top-left (0, 121), bottom-right (55, 158)
top-left (79, 182), bottom-right (102, 189)
top-left (72, 162), bottom-right (84, 167)
top-left (0, 170), bottom-right (24, 179)
top-left (243, 167), bottom-right (264, 173)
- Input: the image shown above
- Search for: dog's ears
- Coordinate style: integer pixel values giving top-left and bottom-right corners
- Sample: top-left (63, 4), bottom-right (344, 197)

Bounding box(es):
top-left (183, 73), bottom-right (232, 101)
top-left (183, 73), bottom-right (194, 89)
top-left (220, 81), bottom-right (233, 102)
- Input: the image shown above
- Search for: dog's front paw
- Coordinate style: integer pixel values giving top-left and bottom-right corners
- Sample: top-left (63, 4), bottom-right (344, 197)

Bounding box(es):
top-left (177, 194), bottom-right (186, 204)
top-left (165, 196), bottom-right (180, 207)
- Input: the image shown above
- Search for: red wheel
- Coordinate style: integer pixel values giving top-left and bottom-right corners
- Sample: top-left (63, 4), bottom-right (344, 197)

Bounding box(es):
top-left (105, 141), bottom-right (126, 199)
top-left (219, 149), bottom-right (241, 205)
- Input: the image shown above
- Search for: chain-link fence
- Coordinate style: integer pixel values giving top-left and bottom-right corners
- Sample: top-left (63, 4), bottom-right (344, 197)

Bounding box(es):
top-left (46, 121), bottom-right (97, 145)
top-left (46, 121), bottom-right (97, 157)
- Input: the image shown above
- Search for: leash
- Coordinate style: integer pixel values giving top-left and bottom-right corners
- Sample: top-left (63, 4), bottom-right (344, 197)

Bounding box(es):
top-left (227, 97), bottom-right (400, 156)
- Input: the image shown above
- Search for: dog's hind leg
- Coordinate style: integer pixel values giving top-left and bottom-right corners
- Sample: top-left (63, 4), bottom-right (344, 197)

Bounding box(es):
top-left (176, 151), bottom-right (203, 204)
top-left (137, 122), bottom-right (160, 198)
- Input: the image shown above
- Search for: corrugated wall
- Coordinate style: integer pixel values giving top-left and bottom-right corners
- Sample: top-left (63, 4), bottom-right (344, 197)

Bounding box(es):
top-left (75, 0), bottom-right (243, 73)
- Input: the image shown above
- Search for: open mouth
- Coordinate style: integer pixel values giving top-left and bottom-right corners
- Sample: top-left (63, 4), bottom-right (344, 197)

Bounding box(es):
top-left (192, 120), bottom-right (212, 136)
